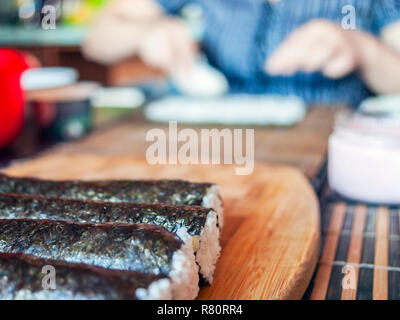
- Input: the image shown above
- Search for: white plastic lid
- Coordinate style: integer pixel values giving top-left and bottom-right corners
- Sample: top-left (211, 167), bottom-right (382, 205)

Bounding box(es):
top-left (334, 112), bottom-right (400, 148)
top-left (21, 67), bottom-right (78, 91)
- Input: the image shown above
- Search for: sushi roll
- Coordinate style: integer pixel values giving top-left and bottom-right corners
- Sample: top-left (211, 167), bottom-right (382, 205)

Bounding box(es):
top-left (0, 219), bottom-right (199, 300)
top-left (0, 174), bottom-right (224, 227)
top-left (0, 253), bottom-right (172, 300)
top-left (0, 193), bottom-right (220, 283)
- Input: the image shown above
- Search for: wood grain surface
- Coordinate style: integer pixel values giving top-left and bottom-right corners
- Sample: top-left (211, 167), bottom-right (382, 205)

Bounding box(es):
top-left (41, 107), bottom-right (341, 180)
top-left (373, 207), bottom-right (389, 300)
top-left (3, 153), bottom-right (320, 300)
top-left (341, 205), bottom-right (367, 300)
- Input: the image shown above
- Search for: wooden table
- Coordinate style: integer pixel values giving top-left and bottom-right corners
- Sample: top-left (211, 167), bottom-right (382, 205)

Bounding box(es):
top-left (44, 106), bottom-right (340, 180)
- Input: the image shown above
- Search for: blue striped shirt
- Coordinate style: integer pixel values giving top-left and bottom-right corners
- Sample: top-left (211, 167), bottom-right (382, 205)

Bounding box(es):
top-left (157, 0), bottom-right (400, 106)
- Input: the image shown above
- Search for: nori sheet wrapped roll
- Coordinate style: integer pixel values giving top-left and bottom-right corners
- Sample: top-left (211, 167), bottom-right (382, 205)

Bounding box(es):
top-left (0, 193), bottom-right (209, 236)
top-left (0, 174), bottom-right (223, 226)
top-left (0, 219), bottom-right (199, 299)
top-left (0, 253), bottom-right (171, 300)
top-left (0, 193), bottom-right (220, 283)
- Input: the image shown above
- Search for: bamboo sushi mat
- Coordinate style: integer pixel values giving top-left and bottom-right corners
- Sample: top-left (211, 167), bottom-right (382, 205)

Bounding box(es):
top-left (304, 189), bottom-right (400, 300)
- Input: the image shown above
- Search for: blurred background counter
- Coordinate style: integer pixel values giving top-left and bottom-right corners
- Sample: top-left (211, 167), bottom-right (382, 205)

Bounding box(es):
top-left (0, 0), bottom-right (162, 86)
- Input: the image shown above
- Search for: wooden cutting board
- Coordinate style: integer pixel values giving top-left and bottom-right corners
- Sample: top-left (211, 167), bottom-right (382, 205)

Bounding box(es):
top-left (2, 153), bottom-right (320, 300)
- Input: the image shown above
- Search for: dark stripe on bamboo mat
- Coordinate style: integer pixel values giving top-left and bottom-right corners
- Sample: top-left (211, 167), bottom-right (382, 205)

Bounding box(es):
top-left (357, 268), bottom-right (374, 300)
top-left (305, 201), bottom-right (400, 300)
top-left (389, 209), bottom-right (400, 268)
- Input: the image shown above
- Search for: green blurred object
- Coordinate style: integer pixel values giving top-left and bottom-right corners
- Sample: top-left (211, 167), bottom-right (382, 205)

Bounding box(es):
top-left (93, 108), bottom-right (136, 126)
top-left (62, 0), bottom-right (109, 26)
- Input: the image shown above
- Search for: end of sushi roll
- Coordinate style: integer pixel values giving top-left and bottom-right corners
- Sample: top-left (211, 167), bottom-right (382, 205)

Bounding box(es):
top-left (135, 278), bottom-right (173, 300)
top-left (202, 185), bottom-right (224, 228)
top-left (195, 211), bottom-right (221, 284)
top-left (169, 228), bottom-right (199, 300)
top-left (0, 252), bottom-right (174, 300)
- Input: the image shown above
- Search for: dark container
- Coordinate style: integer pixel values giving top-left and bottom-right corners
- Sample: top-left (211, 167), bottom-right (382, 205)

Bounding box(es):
top-left (26, 81), bottom-right (99, 141)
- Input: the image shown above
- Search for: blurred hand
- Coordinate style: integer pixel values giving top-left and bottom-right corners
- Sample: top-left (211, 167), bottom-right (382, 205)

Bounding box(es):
top-left (265, 19), bottom-right (361, 79)
top-left (137, 17), bottom-right (197, 75)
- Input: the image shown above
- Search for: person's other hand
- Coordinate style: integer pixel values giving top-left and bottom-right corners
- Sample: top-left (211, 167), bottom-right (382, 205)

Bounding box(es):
top-left (265, 19), bottom-right (361, 79)
top-left (138, 17), bottom-right (197, 75)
